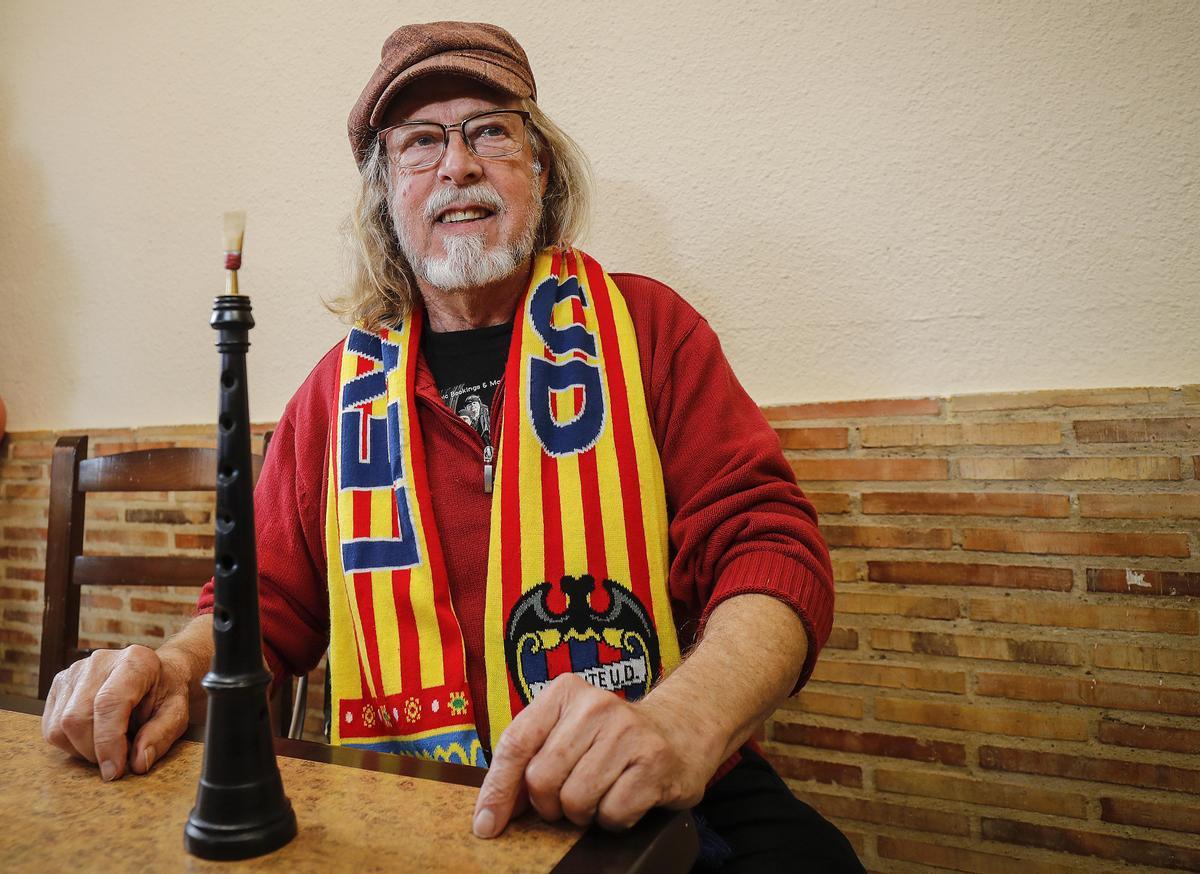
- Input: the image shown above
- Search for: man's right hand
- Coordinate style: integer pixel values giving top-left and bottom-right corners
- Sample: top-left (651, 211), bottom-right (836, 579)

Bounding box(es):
top-left (41, 644), bottom-right (191, 781)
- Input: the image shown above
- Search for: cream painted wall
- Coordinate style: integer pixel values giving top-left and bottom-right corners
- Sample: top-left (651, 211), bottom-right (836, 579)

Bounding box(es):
top-left (1, 1), bottom-right (1197, 430)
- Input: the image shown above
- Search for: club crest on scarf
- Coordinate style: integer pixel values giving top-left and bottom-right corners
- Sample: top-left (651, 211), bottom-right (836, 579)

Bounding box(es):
top-left (505, 574), bottom-right (661, 704)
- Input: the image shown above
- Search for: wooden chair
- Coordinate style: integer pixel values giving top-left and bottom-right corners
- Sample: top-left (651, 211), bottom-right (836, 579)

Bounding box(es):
top-left (37, 432), bottom-right (293, 734)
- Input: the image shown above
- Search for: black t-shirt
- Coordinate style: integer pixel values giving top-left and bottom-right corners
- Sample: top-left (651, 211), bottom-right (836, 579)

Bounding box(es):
top-left (421, 320), bottom-right (513, 445)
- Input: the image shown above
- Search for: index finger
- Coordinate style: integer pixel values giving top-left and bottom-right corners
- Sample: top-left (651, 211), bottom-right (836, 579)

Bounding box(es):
top-left (473, 692), bottom-right (564, 838)
top-left (91, 656), bottom-right (158, 781)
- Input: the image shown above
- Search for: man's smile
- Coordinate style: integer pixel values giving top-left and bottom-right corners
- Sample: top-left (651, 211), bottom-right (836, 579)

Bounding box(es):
top-left (436, 206), bottom-right (496, 224)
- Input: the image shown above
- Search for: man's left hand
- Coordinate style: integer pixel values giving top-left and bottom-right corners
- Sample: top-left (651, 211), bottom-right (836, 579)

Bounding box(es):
top-left (472, 673), bottom-right (717, 838)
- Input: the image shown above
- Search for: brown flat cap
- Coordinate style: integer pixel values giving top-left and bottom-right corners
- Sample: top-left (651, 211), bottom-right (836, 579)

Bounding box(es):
top-left (348, 21), bottom-right (536, 164)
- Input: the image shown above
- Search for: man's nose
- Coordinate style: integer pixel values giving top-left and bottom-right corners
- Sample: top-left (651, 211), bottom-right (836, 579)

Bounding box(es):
top-left (438, 130), bottom-right (483, 186)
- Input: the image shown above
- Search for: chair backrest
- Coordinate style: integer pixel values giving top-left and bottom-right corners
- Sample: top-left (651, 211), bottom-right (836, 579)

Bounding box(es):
top-left (37, 433), bottom-right (282, 721)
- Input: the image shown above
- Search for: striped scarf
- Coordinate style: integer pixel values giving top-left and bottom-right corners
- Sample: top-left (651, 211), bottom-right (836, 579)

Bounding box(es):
top-left (324, 248), bottom-right (681, 764)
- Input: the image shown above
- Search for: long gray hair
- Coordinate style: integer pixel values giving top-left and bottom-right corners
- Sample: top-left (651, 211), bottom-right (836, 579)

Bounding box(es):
top-left (328, 100), bottom-right (592, 330)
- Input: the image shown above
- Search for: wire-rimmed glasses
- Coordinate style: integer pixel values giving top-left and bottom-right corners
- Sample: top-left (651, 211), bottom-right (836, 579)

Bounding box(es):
top-left (379, 109), bottom-right (532, 169)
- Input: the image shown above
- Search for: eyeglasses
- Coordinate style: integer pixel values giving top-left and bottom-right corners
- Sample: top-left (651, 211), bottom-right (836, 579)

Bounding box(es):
top-left (379, 109), bottom-right (532, 169)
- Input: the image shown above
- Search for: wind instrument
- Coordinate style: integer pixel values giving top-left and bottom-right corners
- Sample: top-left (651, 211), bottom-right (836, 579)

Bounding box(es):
top-left (184, 211), bottom-right (298, 860)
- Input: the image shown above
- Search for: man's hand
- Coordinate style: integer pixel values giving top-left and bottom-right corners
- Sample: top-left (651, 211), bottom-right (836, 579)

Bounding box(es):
top-left (41, 644), bottom-right (191, 781)
top-left (472, 594), bottom-right (810, 839)
top-left (472, 673), bottom-right (718, 838)
top-left (41, 613), bottom-right (214, 781)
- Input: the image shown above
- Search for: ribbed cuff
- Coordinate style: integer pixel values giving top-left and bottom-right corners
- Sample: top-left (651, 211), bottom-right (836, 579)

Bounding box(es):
top-left (698, 550), bottom-right (835, 694)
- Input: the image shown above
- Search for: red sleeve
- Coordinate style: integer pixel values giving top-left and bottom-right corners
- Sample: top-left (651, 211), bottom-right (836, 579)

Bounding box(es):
top-left (616, 274), bottom-right (834, 692)
top-left (196, 340), bottom-right (342, 680)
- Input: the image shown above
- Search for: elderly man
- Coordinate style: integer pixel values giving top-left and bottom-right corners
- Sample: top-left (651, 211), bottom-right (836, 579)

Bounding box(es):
top-left (42, 21), bottom-right (861, 871)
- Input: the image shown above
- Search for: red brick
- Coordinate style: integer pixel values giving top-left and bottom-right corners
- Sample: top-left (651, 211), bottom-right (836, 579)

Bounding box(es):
top-left (875, 697), bottom-right (1088, 740)
top-left (762, 750), bottom-right (862, 788)
top-left (868, 560), bottom-right (1072, 591)
top-left (1079, 493), bottom-right (1200, 519)
top-left (806, 492), bottom-right (851, 514)
top-left (861, 421), bottom-right (1060, 447)
top-left (2, 526), bottom-right (47, 542)
top-left (977, 671), bottom-right (1200, 716)
top-left (823, 525), bottom-right (952, 550)
top-left (1101, 796), bottom-right (1200, 835)
top-left (979, 745), bottom-right (1200, 793)
top-left (801, 791), bottom-right (970, 836)
top-left (763, 397), bottom-right (940, 421)
top-left (878, 836), bottom-right (1081, 874)
top-left (125, 508), bottom-right (211, 525)
top-left (4, 483), bottom-right (49, 499)
top-left (862, 490), bottom-right (1070, 517)
top-left (84, 529), bottom-right (169, 548)
top-left (9, 442), bottom-right (52, 459)
top-left (951, 386), bottom-right (1172, 412)
top-left (1074, 416), bottom-right (1200, 442)
top-left (980, 817), bottom-right (1200, 870)
top-left (0, 463), bottom-right (48, 480)
top-left (0, 503), bottom-right (47, 521)
top-left (81, 592), bottom-right (124, 610)
top-left (959, 456), bottom-right (1180, 481)
top-left (778, 690), bottom-right (864, 719)
top-left (775, 722), bottom-right (966, 765)
top-left (0, 546), bottom-right (39, 561)
top-left (129, 598), bottom-right (196, 617)
top-left (0, 585), bottom-right (38, 601)
top-left (1092, 643), bottom-right (1200, 675)
top-left (811, 661), bottom-right (966, 693)
top-left (3, 607), bottom-right (38, 625)
top-left (968, 597), bottom-right (1199, 633)
top-left (831, 560), bottom-right (859, 582)
top-left (868, 628), bottom-right (1081, 666)
top-left (1098, 718), bottom-right (1200, 755)
top-left (1087, 567), bottom-right (1200, 597)
top-left (0, 628), bottom-right (37, 646)
top-left (789, 458), bottom-right (948, 481)
top-left (840, 592), bottom-right (959, 620)
top-left (775, 427), bottom-right (849, 450)
top-left (6, 566), bottom-right (44, 582)
top-left (825, 627), bottom-right (858, 650)
top-left (962, 527), bottom-right (1190, 558)
top-left (175, 533), bottom-right (215, 550)
top-left (3, 648), bottom-right (41, 665)
top-left (80, 616), bottom-right (137, 636)
top-left (875, 768), bottom-right (1088, 818)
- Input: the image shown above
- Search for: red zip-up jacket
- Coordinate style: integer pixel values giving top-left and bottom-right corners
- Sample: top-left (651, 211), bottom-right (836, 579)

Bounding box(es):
top-left (198, 272), bottom-right (833, 750)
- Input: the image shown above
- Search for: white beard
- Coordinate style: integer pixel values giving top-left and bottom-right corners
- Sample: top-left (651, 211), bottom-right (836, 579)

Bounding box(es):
top-left (395, 175), bottom-right (542, 293)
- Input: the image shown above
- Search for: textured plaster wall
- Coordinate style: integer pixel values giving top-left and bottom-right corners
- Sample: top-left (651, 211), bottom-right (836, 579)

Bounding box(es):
top-left (1, 0), bottom-right (1197, 430)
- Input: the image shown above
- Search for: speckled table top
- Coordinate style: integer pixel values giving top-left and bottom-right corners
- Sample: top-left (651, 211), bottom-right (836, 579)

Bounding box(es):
top-left (0, 709), bottom-right (579, 872)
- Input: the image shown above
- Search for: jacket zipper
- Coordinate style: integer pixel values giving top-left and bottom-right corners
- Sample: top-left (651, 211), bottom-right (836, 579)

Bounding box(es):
top-left (416, 379), bottom-right (505, 495)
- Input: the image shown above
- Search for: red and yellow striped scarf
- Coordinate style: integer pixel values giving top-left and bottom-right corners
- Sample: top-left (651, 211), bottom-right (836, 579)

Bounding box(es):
top-left (324, 248), bottom-right (681, 764)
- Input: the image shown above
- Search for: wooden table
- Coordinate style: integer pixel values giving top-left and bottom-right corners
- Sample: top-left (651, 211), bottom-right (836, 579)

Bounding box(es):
top-left (0, 696), bottom-right (696, 873)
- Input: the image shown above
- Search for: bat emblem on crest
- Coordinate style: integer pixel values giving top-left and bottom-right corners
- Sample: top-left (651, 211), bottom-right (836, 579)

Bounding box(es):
top-left (504, 574), bottom-right (661, 705)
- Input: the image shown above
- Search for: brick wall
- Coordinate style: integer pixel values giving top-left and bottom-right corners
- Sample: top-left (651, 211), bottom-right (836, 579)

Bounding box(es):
top-left (765, 385), bottom-right (1200, 872)
top-left (1, 385), bottom-right (1198, 871)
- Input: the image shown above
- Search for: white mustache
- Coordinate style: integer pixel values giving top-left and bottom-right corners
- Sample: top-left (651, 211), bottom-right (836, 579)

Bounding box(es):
top-left (422, 184), bottom-right (506, 222)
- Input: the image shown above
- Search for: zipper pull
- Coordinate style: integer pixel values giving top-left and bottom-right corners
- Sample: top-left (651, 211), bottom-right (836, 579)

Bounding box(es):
top-left (483, 444), bottom-right (494, 494)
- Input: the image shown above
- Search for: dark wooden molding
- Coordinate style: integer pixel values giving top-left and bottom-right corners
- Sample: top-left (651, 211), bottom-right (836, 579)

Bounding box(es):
top-left (72, 555), bottom-right (214, 587)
